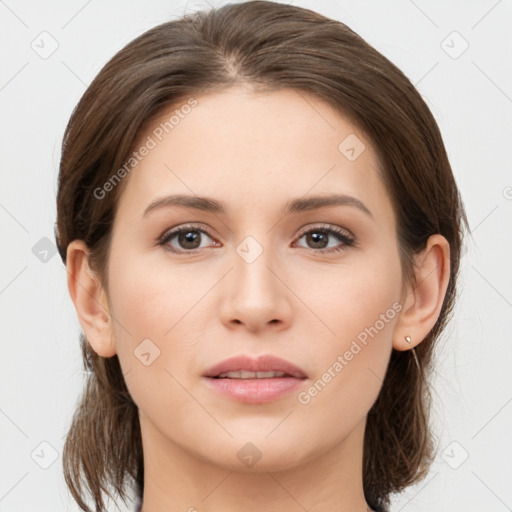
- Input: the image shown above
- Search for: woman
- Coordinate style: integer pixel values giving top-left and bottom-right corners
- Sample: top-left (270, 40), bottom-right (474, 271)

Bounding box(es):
top-left (55, 1), bottom-right (468, 511)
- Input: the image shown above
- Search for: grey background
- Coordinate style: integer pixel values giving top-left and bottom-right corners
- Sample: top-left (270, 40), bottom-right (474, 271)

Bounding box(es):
top-left (1, 0), bottom-right (511, 510)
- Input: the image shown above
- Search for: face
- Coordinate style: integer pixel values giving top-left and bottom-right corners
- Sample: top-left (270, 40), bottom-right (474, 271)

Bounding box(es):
top-left (105, 86), bottom-right (404, 472)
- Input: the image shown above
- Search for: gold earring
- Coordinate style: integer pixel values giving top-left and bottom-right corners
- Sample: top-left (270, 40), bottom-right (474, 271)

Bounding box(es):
top-left (404, 336), bottom-right (422, 375)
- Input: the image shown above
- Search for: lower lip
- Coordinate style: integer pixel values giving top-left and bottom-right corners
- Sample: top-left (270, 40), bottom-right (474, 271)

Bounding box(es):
top-left (203, 376), bottom-right (306, 404)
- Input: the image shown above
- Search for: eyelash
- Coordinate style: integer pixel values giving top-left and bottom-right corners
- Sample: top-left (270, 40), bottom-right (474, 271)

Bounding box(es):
top-left (158, 223), bottom-right (356, 255)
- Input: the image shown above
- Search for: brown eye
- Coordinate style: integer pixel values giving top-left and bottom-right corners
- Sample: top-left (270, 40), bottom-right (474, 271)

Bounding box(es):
top-left (295, 225), bottom-right (355, 254)
top-left (159, 225), bottom-right (217, 253)
top-left (176, 230), bottom-right (202, 250)
top-left (304, 231), bottom-right (329, 249)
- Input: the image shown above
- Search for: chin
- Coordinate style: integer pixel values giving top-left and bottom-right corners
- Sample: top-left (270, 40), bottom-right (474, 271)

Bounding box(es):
top-left (192, 434), bottom-right (316, 473)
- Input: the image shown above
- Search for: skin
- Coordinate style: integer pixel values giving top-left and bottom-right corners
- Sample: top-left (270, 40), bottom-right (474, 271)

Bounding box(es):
top-left (67, 85), bottom-right (450, 512)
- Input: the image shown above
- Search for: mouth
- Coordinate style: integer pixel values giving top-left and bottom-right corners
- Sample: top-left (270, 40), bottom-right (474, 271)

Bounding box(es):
top-left (203, 354), bottom-right (308, 379)
top-left (213, 370), bottom-right (297, 379)
top-left (202, 354), bottom-right (308, 404)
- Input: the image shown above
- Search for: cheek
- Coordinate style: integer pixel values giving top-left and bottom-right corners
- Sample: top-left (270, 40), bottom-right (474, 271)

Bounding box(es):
top-left (301, 246), bottom-right (402, 345)
top-left (108, 248), bottom-right (203, 341)
top-left (106, 251), bottom-right (206, 420)
top-left (107, 247), bottom-right (221, 404)
top-left (298, 249), bottom-right (402, 409)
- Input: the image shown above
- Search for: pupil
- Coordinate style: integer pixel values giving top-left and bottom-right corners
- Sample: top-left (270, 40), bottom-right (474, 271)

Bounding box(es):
top-left (179, 231), bottom-right (200, 249)
top-left (308, 232), bottom-right (327, 249)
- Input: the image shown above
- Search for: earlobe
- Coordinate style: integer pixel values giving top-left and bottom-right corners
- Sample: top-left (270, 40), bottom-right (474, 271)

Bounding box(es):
top-left (393, 234), bottom-right (451, 352)
top-left (66, 240), bottom-right (117, 358)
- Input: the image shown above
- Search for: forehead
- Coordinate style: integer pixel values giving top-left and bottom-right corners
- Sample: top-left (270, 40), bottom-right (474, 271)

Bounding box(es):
top-left (117, 86), bottom-right (392, 223)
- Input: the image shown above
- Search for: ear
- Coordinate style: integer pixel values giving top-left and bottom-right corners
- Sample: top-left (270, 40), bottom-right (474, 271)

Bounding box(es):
top-left (66, 240), bottom-right (117, 357)
top-left (393, 234), bottom-right (451, 351)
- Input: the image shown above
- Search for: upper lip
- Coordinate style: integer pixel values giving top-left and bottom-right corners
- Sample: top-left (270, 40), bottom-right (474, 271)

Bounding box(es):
top-left (203, 354), bottom-right (308, 379)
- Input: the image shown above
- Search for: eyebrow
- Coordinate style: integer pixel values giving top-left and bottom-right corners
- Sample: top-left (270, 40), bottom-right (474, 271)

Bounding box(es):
top-left (142, 193), bottom-right (373, 218)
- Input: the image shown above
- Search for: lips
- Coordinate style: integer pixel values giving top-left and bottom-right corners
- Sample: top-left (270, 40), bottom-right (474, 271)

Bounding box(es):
top-left (202, 354), bottom-right (308, 404)
top-left (216, 370), bottom-right (290, 379)
top-left (203, 354), bottom-right (308, 379)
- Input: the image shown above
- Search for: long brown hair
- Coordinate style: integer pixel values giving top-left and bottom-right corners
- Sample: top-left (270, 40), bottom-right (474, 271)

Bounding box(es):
top-left (55, 2), bottom-right (469, 511)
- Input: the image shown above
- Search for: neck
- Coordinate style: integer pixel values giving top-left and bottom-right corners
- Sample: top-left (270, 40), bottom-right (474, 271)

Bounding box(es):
top-left (139, 415), bottom-right (373, 512)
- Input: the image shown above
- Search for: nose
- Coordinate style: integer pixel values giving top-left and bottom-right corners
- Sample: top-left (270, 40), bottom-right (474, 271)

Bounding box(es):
top-left (219, 240), bottom-right (293, 333)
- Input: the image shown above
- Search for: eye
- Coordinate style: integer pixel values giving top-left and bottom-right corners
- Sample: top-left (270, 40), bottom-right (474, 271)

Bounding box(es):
top-left (158, 224), bottom-right (217, 253)
top-left (158, 223), bottom-right (356, 255)
top-left (294, 224), bottom-right (355, 254)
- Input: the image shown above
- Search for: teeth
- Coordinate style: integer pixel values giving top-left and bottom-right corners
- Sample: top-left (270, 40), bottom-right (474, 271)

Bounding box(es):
top-left (217, 370), bottom-right (288, 379)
